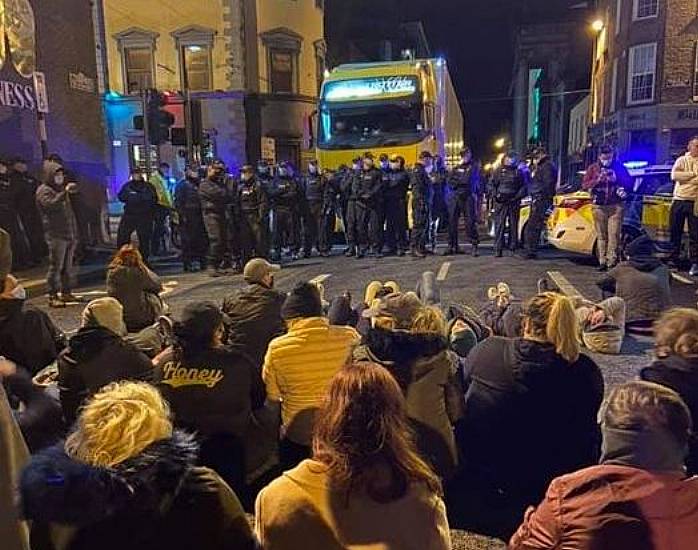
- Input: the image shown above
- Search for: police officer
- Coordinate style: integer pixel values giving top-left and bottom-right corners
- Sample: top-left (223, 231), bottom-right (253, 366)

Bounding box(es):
top-left (0, 159), bottom-right (30, 269)
top-left (319, 168), bottom-right (342, 257)
top-left (237, 164), bottom-right (269, 263)
top-left (410, 151), bottom-right (433, 258)
top-left (174, 165), bottom-right (208, 272)
top-left (10, 157), bottom-right (47, 262)
top-left (384, 154), bottom-right (410, 256)
top-left (269, 161), bottom-right (302, 261)
top-left (445, 148), bottom-right (480, 257)
top-left (427, 155), bottom-right (447, 252)
top-left (343, 158), bottom-right (362, 257)
top-left (523, 147), bottom-right (557, 259)
top-left (116, 167), bottom-right (158, 260)
top-left (199, 159), bottom-right (236, 276)
top-left (490, 151), bottom-right (527, 258)
top-left (356, 153), bottom-right (384, 257)
top-left (302, 159), bottom-right (324, 257)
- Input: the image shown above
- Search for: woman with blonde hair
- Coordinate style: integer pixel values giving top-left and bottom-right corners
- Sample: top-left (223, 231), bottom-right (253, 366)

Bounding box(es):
top-left (641, 308), bottom-right (698, 474)
top-left (455, 292), bottom-right (604, 539)
top-left (106, 244), bottom-right (165, 332)
top-left (18, 381), bottom-right (255, 550)
top-left (256, 362), bottom-right (451, 550)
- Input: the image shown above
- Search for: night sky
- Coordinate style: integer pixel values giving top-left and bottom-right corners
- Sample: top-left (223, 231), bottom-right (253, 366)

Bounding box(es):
top-left (327, 0), bottom-right (590, 159)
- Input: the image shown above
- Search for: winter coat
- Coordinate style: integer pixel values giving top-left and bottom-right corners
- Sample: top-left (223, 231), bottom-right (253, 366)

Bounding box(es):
top-left (460, 337), bottom-right (604, 503)
top-left (641, 354), bottom-right (698, 475)
top-left (386, 169), bottom-right (410, 200)
top-left (0, 384), bottom-right (30, 550)
top-left (353, 327), bottom-right (461, 479)
top-left (529, 157), bottom-right (557, 198)
top-left (490, 165), bottom-right (527, 204)
top-left (302, 173), bottom-right (325, 204)
top-left (173, 178), bottom-right (202, 214)
top-left (57, 327), bottom-right (154, 426)
top-left (0, 297), bottom-right (64, 375)
top-left (268, 176), bottom-right (301, 210)
top-left (582, 159), bottom-right (632, 206)
top-left (19, 432), bottom-right (256, 550)
top-left (356, 168), bottom-right (384, 206)
top-left (256, 459), bottom-right (451, 550)
top-left (509, 465), bottom-right (698, 550)
top-left (263, 317), bottom-right (360, 446)
top-left (222, 283), bottom-right (286, 368)
top-left (106, 265), bottom-right (163, 332)
top-left (199, 176), bottom-right (235, 215)
top-left (410, 163), bottom-right (430, 204)
top-left (237, 177), bottom-right (268, 215)
top-left (35, 173), bottom-right (78, 241)
top-left (117, 179), bottom-right (158, 218)
top-left (597, 259), bottom-right (671, 322)
top-left (155, 345), bottom-right (264, 437)
top-left (447, 162), bottom-right (480, 198)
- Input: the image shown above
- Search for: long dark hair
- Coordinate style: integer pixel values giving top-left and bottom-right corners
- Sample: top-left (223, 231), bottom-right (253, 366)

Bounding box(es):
top-left (313, 362), bottom-right (442, 502)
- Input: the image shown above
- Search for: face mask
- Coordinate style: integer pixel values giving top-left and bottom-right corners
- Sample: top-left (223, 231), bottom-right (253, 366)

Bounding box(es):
top-left (241, 173), bottom-right (253, 182)
top-left (381, 161), bottom-right (389, 170)
top-left (308, 165), bottom-right (318, 175)
top-left (0, 166), bottom-right (7, 175)
top-left (278, 168), bottom-right (288, 177)
top-left (54, 175), bottom-right (65, 185)
top-left (363, 161), bottom-right (373, 170)
top-left (353, 163), bottom-right (361, 171)
top-left (389, 162), bottom-right (399, 171)
top-left (600, 158), bottom-right (612, 168)
top-left (10, 284), bottom-right (26, 300)
top-left (462, 155), bottom-right (472, 164)
top-left (504, 158), bottom-right (516, 167)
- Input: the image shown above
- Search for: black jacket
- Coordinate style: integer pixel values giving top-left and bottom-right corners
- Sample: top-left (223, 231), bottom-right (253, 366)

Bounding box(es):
top-left (36, 172), bottom-right (78, 241)
top-left (461, 337), bottom-right (604, 502)
top-left (303, 173), bottom-right (325, 204)
top-left (410, 162), bottom-right (430, 203)
top-left (117, 179), bottom-right (158, 218)
top-left (19, 432), bottom-right (255, 550)
top-left (447, 161), bottom-right (480, 197)
top-left (222, 283), bottom-right (286, 368)
top-left (529, 157), bottom-right (557, 198)
top-left (198, 176), bottom-right (235, 215)
top-left (490, 165), bottom-right (527, 203)
top-left (237, 177), bottom-right (268, 215)
top-left (641, 354), bottom-right (698, 475)
top-left (173, 177), bottom-right (202, 214)
top-left (268, 175), bottom-right (301, 210)
top-left (57, 327), bottom-right (154, 426)
top-left (155, 346), bottom-right (265, 437)
top-left (386, 169), bottom-right (410, 200)
top-left (11, 171), bottom-right (41, 213)
top-left (355, 167), bottom-right (383, 205)
top-left (0, 298), bottom-right (64, 375)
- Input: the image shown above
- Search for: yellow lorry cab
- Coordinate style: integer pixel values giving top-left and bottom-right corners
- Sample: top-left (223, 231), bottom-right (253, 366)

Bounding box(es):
top-left (316, 59), bottom-right (464, 169)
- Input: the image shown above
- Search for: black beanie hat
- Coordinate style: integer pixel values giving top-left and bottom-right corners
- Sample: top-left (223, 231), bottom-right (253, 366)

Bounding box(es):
top-left (625, 234), bottom-right (654, 258)
top-left (282, 282), bottom-right (323, 320)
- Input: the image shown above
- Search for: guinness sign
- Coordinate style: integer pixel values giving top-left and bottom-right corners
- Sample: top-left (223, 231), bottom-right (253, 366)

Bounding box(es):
top-left (0, 0), bottom-right (39, 111)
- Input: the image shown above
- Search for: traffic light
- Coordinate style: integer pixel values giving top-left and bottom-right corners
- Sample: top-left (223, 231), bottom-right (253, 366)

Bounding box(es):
top-left (146, 89), bottom-right (175, 145)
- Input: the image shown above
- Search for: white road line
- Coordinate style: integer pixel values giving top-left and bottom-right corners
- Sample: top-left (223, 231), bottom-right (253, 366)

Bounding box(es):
top-left (437, 262), bottom-right (451, 282)
top-left (671, 272), bottom-right (696, 285)
top-left (310, 273), bottom-right (332, 285)
top-left (546, 270), bottom-right (584, 299)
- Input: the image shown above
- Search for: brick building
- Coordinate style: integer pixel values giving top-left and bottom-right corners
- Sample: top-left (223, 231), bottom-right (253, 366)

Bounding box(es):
top-left (589, 0), bottom-right (698, 163)
top-left (0, 0), bottom-right (106, 192)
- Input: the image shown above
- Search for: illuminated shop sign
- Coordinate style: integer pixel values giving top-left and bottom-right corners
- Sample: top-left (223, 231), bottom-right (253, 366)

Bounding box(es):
top-left (324, 76), bottom-right (418, 102)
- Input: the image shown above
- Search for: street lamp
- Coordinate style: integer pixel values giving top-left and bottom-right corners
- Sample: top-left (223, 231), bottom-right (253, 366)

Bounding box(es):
top-left (591, 19), bottom-right (604, 33)
top-left (494, 137), bottom-right (506, 150)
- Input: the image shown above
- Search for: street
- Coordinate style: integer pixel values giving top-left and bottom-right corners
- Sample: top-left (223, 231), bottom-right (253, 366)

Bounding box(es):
top-left (30, 244), bottom-right (698, 392)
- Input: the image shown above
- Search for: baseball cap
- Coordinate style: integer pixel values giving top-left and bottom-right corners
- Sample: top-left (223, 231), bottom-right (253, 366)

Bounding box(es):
top-left (362, 292), bottom-right (423, 328)
top-left (244, 257), bottom-right (281, 284)
top-left (178, 302), bottom-right (229, 341)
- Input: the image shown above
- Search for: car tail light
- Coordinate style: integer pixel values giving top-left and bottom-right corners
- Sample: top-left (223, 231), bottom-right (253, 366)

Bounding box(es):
top-left (558, 197), bottom-right (589, 210)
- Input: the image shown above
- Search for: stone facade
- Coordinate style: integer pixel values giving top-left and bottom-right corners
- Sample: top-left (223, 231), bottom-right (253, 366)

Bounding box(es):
top-left (589, 0), bottom-right (698, 163)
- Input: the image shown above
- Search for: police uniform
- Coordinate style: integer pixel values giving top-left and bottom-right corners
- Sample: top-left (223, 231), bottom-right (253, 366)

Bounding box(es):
top-left (355, 166), bottom-right (384, 256)
top-left (237, 175), bottom-right (269, 262)
top-left (445, 160), bottom-right (480, 254)
top-left (174, 175), bottom-right (209, 271)
top-left (302, 170), bottom-right (324, 256)
top-left (490, 163), bottom-right (527, 256)
top-left (199, 170), bottom-right (237, 271)
top-left (410, 161), bottom-right (430, 256)
top-left (269, 172), bottom-right (302, 259)
top-left (384, 166), bottom-right (410, 255)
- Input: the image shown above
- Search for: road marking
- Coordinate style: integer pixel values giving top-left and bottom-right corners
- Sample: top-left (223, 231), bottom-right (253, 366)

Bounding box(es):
top-left (546, 271), bottom-right (584, 299)
top-left (437, 262), bottom-right (451, 282)
top-left (76, 290), bottom-right (107, 297)
top-left (671, 272), bottom-right (696, 285)
top-left (160, 281), bottom-right (179, 297)
top-left (310, 273), bottom-right (332, 285)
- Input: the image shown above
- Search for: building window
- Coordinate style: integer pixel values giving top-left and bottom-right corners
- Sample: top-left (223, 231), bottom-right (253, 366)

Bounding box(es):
top-left (182, 45), bottom-right (212, 91)
top-left (269, 50), bottom-right (296, 94)
top-left (627, 43), bottom-right (657, 105)
top-left (610, 58), bottom-right (618, 113)
top-left (114, 28), bottom-right (159, 94)
top-left (171, 26), bottom-right (216, 92)
top-left (633, 0), bottom-right (658, 20)
top-left (693, 42), bottom-right (698, 102)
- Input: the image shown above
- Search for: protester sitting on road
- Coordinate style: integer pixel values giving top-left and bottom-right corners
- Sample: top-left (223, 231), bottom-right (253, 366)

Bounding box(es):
top-left (1, 357), bottom-right (63, 453)
top-left (57, 297), bottom-right (154, 426)
top-left (480, 282), bottom-right (524, 337)
top-left (510, 381), bottom-right (698, 550)
top-left (256, 362), bottom-right (451, 550)
top-left (456, 292), bottom-right (604, 539)
top-left (354, 280), bottom-right (396, 336)
top-left (263, 282), bottom-right (360, 468)
top-left (597, 234), bottom-right (671, 332)
top-left (155, 301), bottom-right (268, 496)
top-left (355, 293), bottom-right (460, 479)
top-left (0, 274), bottom-right (65, 375)
top-left (222, 258), bottom-right (285, 369)
top-left (327, 291), bottom-right (358, 327)
top-left (19, 381), bottom-right (256, 550)
top-left (574, 295), bottom-right (626, 355)
top-left (107, 244), bottom-right (167, 332)
top-left (641, 308), bottom-right (698, 475)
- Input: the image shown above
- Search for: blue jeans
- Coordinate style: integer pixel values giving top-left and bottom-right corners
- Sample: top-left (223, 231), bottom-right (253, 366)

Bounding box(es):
top-left (46, 237), bottom-right (77, 295)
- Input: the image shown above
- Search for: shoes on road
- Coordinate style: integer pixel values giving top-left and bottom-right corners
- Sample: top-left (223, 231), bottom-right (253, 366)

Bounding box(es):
top-left (48, 295), bottom-right (66, 308)
top-left (690, 263), bottom-right (698, 277)
top-left (410, 249), bottom-right (426, 259)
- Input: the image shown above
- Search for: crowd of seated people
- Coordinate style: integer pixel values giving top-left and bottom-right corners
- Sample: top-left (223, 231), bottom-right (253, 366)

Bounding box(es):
top-left (2, 242), bottom-right (698, 549)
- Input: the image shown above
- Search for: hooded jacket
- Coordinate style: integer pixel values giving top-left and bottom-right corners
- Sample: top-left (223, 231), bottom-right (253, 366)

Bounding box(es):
top-left (35, 169), bottom-right (78, 241)
top-left (106, 264), bottom-right (163, 332)
top-left (0, 297), bottom-right (64, 375)
top-left (57, 327), bottom-right (154, 426)
top-left (461, 337), bottom-right (604, 503)
top-left (117, 178), bottom-right (158, 218)
top-left (19, 432), bottom-right (255, 550)
top-left (354, 327), bottom-right (460, 479)
top-left (641, 353), bottom-right (698, 475)
top-left (597, 260), bottom-right (671, 322)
